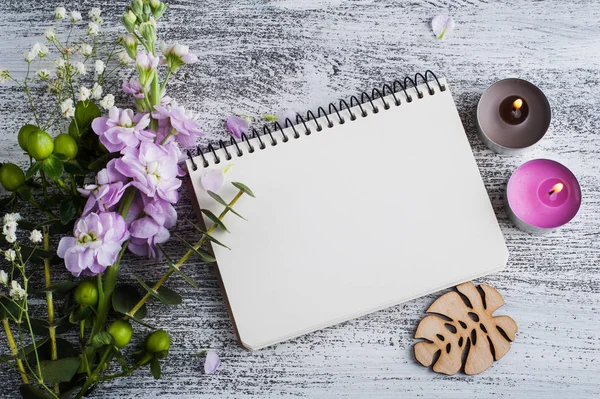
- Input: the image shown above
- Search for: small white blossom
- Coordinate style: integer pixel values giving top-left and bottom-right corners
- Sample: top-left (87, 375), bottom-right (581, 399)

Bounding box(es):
top-left (88, 22), bottom-right (100, 35)
top-left (36, 69), bottom-right (51, 81)
top-left (55, 59), bottom-right (66, 69)
top-left (117, 51), bottom-right (132, 65)
top-left (4, 250), bottom-right (15, 263)
top-left (4, 213), bottom-right (21, 224)
top-left (31, 43), bottom-right (41, 55)
top-left (61, 99), bottom-right (75, 118)
top-left (74, 61), bottom-right (86, 76)
top-left (29, 230), bottom-right (43, 244)
top-left (89, 8), bottom-right (102, 21)
top-left (0, 270), bottom-right (7, 285)
top-left (44, 27), bottom-right (56, 41)
top-left (0, 69), bottom-right (10, 83)
top-left (79, 85), bottom-right (91, 101)
top-left (3, 221), bottom-right (17, 237)
top-left (38, 45), bottom-right (49, 58)
top-left (55, 7), bottom-right (66, 19)
top-left (24, 51), bottom-right (36, 62)
top-left (70, 11), bottom-right (82, 23)
top-left (9, 280), bottom-right (26, 301)
top-left (94, 59), bottom-right (105, 75)
top-left (91, 83), bottom-right (103, 99)
top-left (79, 43), bottom-right (93, 57)
top-left (99, 94), bottom-right (114, 110)
top-left (5, 233), bottom-right (16, 244)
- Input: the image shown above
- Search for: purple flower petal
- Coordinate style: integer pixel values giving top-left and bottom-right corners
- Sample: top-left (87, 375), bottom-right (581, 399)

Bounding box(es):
top-left (204, 351), bottom-right (220, 375)
top-left (226, 115), bottom-right (249, 139)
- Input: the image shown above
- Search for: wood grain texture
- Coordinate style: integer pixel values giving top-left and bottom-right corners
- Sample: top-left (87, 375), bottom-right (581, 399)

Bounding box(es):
top-left (0, 0), bottom-right (599, 398)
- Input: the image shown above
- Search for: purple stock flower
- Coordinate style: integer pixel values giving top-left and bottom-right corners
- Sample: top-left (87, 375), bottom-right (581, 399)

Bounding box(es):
top-left (115, 141), bottom-right (183, 203)
top-left (127, 195), bottom-right (177, 259)
top-left (122, 77), bottom-right (145, 99)
top-left (204, 351), bottom-right (220, 375)
top-left (136, 51), bottom-right (159, 86)
top-left (78, 160), bottom-right (129, 216)
top-left (92, 107), bottom-right (154, 153)
top-left (57, 212), bottom-right (129, 277)
top-left (152, 104), bottom-right (203, 147)
top-left (226, 115), bottom-right (249, 139)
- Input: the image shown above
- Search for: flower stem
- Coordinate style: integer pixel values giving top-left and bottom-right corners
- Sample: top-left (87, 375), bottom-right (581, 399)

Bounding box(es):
top-left (42, 228), bottom-right (59, 394)
top-left (74, 347), bottom-right (113, 399)
top-left (2, 318), bottom-right (29, 384)
top-left (127, 190), bottom-right (244, 318)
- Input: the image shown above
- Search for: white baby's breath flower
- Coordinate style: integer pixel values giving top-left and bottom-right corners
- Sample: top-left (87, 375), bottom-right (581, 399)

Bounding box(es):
top-left (29, 230), bottom-right (43, 244)
top-left (89, 7), bottom-right (102, 21)
top-left (88, 22), bottom-right (100, 35)
top-left (91, 83), bottom-right (102, 99)
top-left (31, 43), bottom-right (41, 55)
top-left (70, 11), bottom-right (82, 23)
top-left (0, 270), bottom-right (8, 285)
top-left (74, 61), bottom-right (86, 76)
top-left (44, 27), bottom-right (56, 41)
top-left (79, 85), bottom-right (91, 101)
top-left (5, 233), bottom-right (16, 244)
top-left (117, 51), bottom-right (132, 65)
top-left (36, 69), bottom-right (51, 81)
top-left (38, 45), bottom-right (49, 58)
top-left (0, 69), bottom-right (10, 83)
top-left (24, 51), bottom-right (36, 62)
top-left (79, 43), bottom-right (93, 57)
top-left (55, 7), bottom-right (66, 20)
top-left (99, 94), bottom-right (114, 110)
top-left (4, 213), bottom-right (21, 224)
top-left (94, 59), bottom-right (105, 75)
top-left (61, 99), bottom-right (75, 118)
top-left (9, 280), bottom-right (26, 301)
top-left (4, 249), bottom-right (15, 263)
top-left (55, 59), bottom-right (66, 69)
top-left (3, 221), bottom-right (17, 237)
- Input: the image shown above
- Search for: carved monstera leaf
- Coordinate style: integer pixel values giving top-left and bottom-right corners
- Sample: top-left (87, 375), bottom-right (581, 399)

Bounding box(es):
top-left (414, 282), bottom-right (518, 375)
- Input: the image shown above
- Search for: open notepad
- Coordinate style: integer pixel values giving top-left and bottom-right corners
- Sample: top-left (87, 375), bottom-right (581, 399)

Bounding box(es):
top-left (186, 74), bottom-right (508, 350)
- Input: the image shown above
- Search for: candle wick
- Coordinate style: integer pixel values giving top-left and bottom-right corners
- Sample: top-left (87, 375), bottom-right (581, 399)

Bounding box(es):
top-left (512, 108), bottom-right (522, 119)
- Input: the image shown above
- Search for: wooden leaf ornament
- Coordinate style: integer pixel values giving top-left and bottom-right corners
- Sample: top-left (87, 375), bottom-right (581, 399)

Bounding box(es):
top-left (414, 282), bottom-right (518, 375)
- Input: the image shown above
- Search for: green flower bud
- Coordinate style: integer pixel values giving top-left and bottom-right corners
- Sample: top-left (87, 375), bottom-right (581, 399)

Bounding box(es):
top-left (53, 134), bottom-right (78, 160)
top-left (74, 280), bottom-right (99, 307)
top-left (118, 34), bottom-right (139, 59)
top-left (150, 0), bottom-right (167, 19)
top-left (139, 19), bottom-right (156, 48)
top-left (108, 320), bottom-right (133, 348)
top-left (130, 0), bottom-right (144, 19)
top-left (27, 130), bottom-right (54, 161)
top-left (0, 163), bottom-right (25, 191)
top-left (145, 329), bottom-right (170, 358)
top-left (122, 10), bottom-right (137, 33)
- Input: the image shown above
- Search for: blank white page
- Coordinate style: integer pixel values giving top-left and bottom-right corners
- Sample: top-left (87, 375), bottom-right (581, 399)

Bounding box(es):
top-left (186, 78), bottom-right (508, 350)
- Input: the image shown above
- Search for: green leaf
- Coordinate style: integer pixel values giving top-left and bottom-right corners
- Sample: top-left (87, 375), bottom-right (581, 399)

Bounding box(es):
top-left (201, 209), bottom-right (229, 232)
top-left (19, 385), bottom-right (55, 399)
top-left (91, 331), bottom-right (115, 349)
top-left (16, 185), bottom-right (32, 201)
top-left (63, 160), bottom-right (87, 176)
top-left (52, 152), bottom-right (70, 162)
top-left (182, 217), bottom-right (230, 249)
top-left (0, 338), bottom-right (49, 363)
top-left (41, 155), bottom-right (64, 180)
top-left (34, 281), bottom-right (78, 296)
top-left (30, 318), bottom-right (50, 336)
top-left (232, 181), bottom-right (255, 197)
top-left (87, 152), bottom-right (119, 171)
top-left (59, 199), bottom-right (77, 225)
top-left (264, 114), bottom-right (277, 122)
top-left (113, 348), bottom-right (129, 372)
top-left (156, 245), bottom-right (200, 289)
top-left (174, 233), bottom-right (216, 263)
top-left (40, 357), bottom-right (80, 384)
top-left (69, 306), bottom-right (92, 324)
top-left (0, 297), bottom-right (20, 320)
top-left (207, 191), bottom-right (246, 220)
top-left (18, 245), bottom-right (58, 265)
top-left (150, 358), bottom-right (161, 379)
top-left (25, 162), bottom-right (42, 179)
top-left (74, 100), bottom-right (101, 132)
top-left (112, 285), bottom-right (147, 319)
top-left (133, 275), bottom-right (182, 306)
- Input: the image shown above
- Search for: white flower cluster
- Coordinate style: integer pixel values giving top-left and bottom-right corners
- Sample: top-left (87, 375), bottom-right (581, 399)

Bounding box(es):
top-left (30, 229), bottom-right (42, 244)
top-left (2, 213), bottom-right (21, 243)
top-left (0, 269), bottom-right (25, 300)
top-left (24, 42), bottom-right (49, 63)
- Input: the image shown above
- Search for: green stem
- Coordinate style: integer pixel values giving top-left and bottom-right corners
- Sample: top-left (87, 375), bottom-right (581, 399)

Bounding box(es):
top-left (28, 199), bottom-right (59, 221)
top-left (74, 347), bottom-right (112, 399)
top-left (127, 190), bottom-right (244, 318)
top-left (42, 228), bottom-right (59, 394)
top-left (23, 301), bottom-right (43, 381)
top-left (2, 318), bottom-right (29, 384)
top-left (149, 71), bottom-right (160, 130)
top-left (40, 170), bottom-right (48, 202)
top-left (80, 320), bottom-right (91, 376)
top-left (159, 69), bottom-right (171, 96)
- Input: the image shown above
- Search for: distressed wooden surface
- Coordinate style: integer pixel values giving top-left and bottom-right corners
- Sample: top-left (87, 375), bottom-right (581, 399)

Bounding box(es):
top-left (1, 0), bottom-right (599, 398)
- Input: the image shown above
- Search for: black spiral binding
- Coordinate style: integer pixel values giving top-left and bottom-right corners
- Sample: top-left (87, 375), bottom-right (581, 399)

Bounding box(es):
top-left (187, 70), bottom-right (445, 170)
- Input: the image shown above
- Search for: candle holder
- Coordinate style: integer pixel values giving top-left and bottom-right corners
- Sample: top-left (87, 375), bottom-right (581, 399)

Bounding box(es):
top-left (476, 79), bottom-right (551, 154)
top-left (505, 159), bottom-right (581, 234)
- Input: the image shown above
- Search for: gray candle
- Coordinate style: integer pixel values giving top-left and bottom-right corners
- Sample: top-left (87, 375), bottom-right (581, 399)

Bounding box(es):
top-left (476, 79), bottom-right (551, 154)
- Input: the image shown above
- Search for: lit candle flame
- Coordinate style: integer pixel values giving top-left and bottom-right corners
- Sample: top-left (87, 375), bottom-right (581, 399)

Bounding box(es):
top-left (548, 182), bottom-right (564, 196)
top-left (512, 98), bottom-right (523, 110)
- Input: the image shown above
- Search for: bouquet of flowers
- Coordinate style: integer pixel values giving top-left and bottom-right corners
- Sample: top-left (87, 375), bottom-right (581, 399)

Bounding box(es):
top-left (0, 2), bottom-right (253, 397)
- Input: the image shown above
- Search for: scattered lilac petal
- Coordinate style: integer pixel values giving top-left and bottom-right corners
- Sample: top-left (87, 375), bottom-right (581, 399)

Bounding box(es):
top-left (431, 14), bottom-right (455, 39)
top-left (276, 109), bottom-right (297, 127)
top-left (226, 115), bottom-right (249, 139)
top-left (204, 351), bottom-right (220, 375)
top-left (201, 169), bottom-right (224, 193)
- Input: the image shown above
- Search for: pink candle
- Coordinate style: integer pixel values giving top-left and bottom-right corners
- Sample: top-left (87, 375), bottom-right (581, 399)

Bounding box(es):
top-left (506, 159), bottom-right (581, 233)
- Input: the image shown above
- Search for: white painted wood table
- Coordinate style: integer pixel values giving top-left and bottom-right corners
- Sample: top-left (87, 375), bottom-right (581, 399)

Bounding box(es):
top-left (0, 0), bottom-right (599, 398)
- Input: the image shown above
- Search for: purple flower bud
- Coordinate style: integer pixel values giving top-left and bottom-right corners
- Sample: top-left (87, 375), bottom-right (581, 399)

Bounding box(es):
top-left (57, 212), bottom-right (129, 277)
top-left (122, 77), bottom-right (145, 99)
